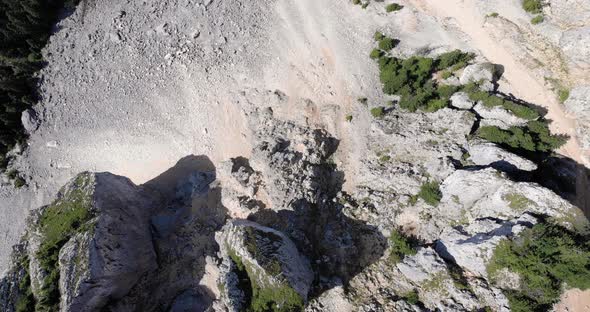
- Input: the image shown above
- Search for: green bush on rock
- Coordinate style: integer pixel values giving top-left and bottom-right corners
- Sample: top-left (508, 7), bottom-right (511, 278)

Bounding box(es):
top-left (487, 222), bottom-right (590, 312)
top-left (418, 181), bottom-right (442, 206)
top-left (389, 229), bottom-right (418, 264)
top-left (477, 121), bottom-right (567, 153)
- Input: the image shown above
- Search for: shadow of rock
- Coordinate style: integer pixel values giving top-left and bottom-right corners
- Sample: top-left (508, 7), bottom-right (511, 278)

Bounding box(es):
top-left (103, 155), bottom-right (226, 312)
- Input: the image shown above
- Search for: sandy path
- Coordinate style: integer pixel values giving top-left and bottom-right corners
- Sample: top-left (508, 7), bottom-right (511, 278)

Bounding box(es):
top-left (409, 0), bottom-right (587, 166)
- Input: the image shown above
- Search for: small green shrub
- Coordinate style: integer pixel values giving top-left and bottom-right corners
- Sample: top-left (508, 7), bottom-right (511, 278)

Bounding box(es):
top-left (441, 71), bottom-right (452, 79)
top-left (425, 99), bottom-right (448, 112)
top-left (345, 114), bottom-right (353, 122)
top-left (378, 37), bottom-right (398, 51)
top-left (402, 289), bottom-right (420, 305)
top-left (465, 89), bottom-right (539, 120)
top-left (435, 50), bottom-right (475, 71)
top-left (531, 15), bottom-right (544, 24)
top-left (15, 256), bottom-right (35, 312)
top-left (362, 2), bottom-right (369, 9)
top-left (522, 0), bottom-right (544, 14)
top-left (352, 0), bottom-right (361, 5)
top-left (389, 229), bottom-right (418, 263)
top-left (370, 48), bottom-right (382, 59)
top-left (374, 31), bottom-right (385, 41)
top-left (558, 89), bottom-right (570, 103)
top-left (487, 223), bottom-right (590, 311)
top-left (14, 176), bottom-right (26, 188)
top-left (385, 3), bottom-right (403, 12)
top-left (370, 106), bottom-right (385, 118)
top-left (487, 12), bottom-right (499, 17)
top-left (418, 181), bottom-right (442, 206)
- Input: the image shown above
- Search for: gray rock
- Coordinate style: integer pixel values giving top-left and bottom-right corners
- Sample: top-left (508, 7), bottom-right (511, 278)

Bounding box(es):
top-left (467, 140), bottom-right (538, 171)
top-left (459, 63), bottom-right (500, 91)
top-left (21, 109), bottom-right (39, 133)
top-left (450, 92), bottom-right (475, 110)
top-left (564, 85), bottom-right (590, 149)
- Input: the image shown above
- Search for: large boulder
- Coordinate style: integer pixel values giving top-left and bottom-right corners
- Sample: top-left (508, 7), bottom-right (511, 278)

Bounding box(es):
top-left (216, 220), bottom-right (314, 312)
top-left (450, 92), bottom-right (475, 110)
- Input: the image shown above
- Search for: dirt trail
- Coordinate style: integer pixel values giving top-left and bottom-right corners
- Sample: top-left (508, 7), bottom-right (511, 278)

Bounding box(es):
top-left (409, 0), bottom-right (587, 166)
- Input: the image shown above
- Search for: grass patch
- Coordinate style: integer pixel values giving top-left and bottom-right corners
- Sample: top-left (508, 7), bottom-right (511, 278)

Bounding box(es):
top-left (418, 181), bottom-right (442, 206)
top-left (370, 106), bottom-right (385, 118)
top-left (385, 3), bottom-right (403, 12)
top-left (476, 121), bottom-right (567, 153)
top-left (522, 0), bottom-right (544, 14)
top-left (401, 289), bottom-right (420, 305)
top-left (34, 174), bottom-right (94, 311)
top-left (487, 222), bottom-right (590, 311)
top-left (487, 12), bottom-right (499, 17)
top-left (558, 89), bottom-right (570, 103)
top-left (389, 229), bottom-right (418, 264)
top-left (503, 193), bottom-right (536, 212)
top-left (531, 15), bottom-right (544, 24)
top-left (378, 37), bottom-right (399, 51)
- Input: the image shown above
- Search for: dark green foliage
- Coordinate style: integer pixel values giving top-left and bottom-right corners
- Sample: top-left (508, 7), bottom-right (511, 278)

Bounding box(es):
top-left (385, 3), bottom-right (403, 12)
top-left (531, 15), bottom-right (544, 24)
top-left (522, 0), bottom-right (544, 14)
top-left (477, 121), bottom-right (567, 153)
top-left (558, 89), bottom-right (569, 103)
top-left (0, 0), bottom-right (80, 170)
top-left (378, 37), bottom-right (398, 51)
top-left (370, 106), bottom-right (385, 118)
top-left (418, 181), bottom-right (442, 206)
top-left (35, 175), bottom-right (93, 311)
top-left (465, 89), bottom-right (540, 120)
top-left (370, 48), bottom-right (382, 60)
top-left (374, 49), bottom-right (473, 112)
top-left (401, 289), bottom-right (420, 305)
top-left (374, 31), bottom-right (384, 41)
top-left (487, 223), bottom-right (590, 311)
top-left (435, 49), bottom-right (475, 71)
top-left (389, 229), bottom-right (418, 263)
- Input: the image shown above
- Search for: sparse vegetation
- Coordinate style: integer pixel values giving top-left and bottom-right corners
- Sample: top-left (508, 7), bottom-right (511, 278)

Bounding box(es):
top-left (389, 229), bottom-right (418, 264)
top-left (487, 222), bottom-right (590, 312)
top-left (503, 193), bottom-right (535, 212)
top-left (345, 114), bottom-right (353, 122)
top-left (558, 88), bottom-right (570, 103)
top-left (418, 181), bottom-right (442, 206)
top-left (477, 121), bottom-right (567, 153)
top-left (522, 0), bottom-right (544, 14)
top-left (228, 249), bottom-right (304, 312)
top-left (15, 256), bottom-right (35, 312)
top-left (35, 174), bottom-right (94, 311)
top-left (401, 289), bottom-right (420, 305)
top-left (487, 12), bottom-right (499, 18)
top-left (378, 37), bottom-right (399, 51)
top-left (530, 15), bottom-right (544, 24)
top-left (465, 89), bottom-right (539, 120)
top-left (385, 3), bottom-right (403, 13)
top-left (370, 106), bottom-right (385, 118)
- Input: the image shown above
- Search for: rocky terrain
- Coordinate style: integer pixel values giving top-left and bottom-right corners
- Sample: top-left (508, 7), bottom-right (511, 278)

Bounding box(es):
top-left (1, 0), bottom-right (590, 311)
